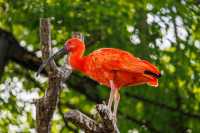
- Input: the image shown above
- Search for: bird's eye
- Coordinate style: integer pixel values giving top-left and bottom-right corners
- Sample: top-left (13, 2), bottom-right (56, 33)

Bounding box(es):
top-left (68, 41), bottom-right (71, 44)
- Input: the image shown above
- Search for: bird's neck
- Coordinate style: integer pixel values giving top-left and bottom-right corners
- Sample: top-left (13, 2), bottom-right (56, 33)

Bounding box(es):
top-left (68, 48), bottom-right (85, 72)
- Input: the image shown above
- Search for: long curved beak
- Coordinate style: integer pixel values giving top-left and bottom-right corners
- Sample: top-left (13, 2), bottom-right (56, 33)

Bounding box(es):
top-left (36, 48), bottom-right (66, 76)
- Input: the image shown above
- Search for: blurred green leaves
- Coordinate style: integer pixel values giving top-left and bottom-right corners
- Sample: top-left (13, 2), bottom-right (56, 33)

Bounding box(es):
top-left (0, 0), bottom-right (200, 132)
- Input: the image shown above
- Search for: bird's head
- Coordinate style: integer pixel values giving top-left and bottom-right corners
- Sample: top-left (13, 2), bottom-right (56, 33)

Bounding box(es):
top-left (64, 38), bottom-right (85, 53)
top-left (141, 60), bottom-right (161, 87)
top-left (36, 37), bottom-right (85, 76)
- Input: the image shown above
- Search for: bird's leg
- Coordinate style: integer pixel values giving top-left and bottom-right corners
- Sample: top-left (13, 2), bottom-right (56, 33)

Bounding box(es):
top-left (113, 89), bottom-right (120, 122)
top-left (108, 80), bottom-right (115, 111)
top-left (108, 88), bottom-right (115, 111)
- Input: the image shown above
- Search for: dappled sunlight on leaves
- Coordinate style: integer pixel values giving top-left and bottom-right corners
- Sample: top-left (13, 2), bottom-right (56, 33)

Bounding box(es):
top-left (0, 0), bottom-right (200, 132)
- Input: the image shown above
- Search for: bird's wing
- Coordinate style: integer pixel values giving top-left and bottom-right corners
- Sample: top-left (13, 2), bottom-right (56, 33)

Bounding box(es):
top-left (88, 48), bottom-right (142, 73)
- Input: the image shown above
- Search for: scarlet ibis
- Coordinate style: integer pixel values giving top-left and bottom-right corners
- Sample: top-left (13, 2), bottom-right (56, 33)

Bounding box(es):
top-left (37, 38), bottom-right (161, 121)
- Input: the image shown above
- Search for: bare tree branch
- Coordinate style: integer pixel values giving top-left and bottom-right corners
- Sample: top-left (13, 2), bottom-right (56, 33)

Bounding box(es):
top-left (65, 103), bottom-right (120, 133)
top-left (96, 104), bottom-right (120, 133)
top-left (65, 110), bottom-right (100, 132)
top-left (36, 18), bottom-right (72, 133)
top-left (58, 101), bottom-right (78, 133)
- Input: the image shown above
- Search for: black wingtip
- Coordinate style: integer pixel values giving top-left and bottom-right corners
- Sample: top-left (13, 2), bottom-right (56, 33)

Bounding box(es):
top-left (144, 70), bottom-right (161, 78)
top-left (157, 73), bottom-right (162, 78)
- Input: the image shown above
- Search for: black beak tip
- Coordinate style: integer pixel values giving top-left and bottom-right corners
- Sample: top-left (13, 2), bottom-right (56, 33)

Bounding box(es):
top-left (36, 67), bottom-right (43, 77)
top-left (36, 62), bottom-right (47, 77)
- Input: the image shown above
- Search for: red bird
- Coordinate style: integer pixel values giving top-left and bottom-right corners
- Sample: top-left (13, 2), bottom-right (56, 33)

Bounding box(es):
top-left (37, 38), bottom-right (161, 121)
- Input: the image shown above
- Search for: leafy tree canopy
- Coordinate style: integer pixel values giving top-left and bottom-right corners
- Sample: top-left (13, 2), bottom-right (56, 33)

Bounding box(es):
top-left (0, 0), bottom-right (200, 132)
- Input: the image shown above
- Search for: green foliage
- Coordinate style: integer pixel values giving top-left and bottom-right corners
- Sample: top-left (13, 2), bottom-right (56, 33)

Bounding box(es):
top-left (0, 0), bottom-right (200, 132)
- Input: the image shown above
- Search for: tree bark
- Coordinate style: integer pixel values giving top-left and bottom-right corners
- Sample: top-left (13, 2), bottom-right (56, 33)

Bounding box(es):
top-left (36, 18), bottom-right (72, 133)
top-left (65, 104), bottom-right (120, 133)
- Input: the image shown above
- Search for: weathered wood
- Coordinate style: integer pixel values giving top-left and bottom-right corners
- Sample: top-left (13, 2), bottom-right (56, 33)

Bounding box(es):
top-left (65, 103), bottom-right (120, 133)
top-left (36, 18), bottom-right (72, 133)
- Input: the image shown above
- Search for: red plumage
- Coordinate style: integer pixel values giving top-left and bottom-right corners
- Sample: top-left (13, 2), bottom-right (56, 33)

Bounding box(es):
top-left (66, 38), bottom-right (161, 89)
